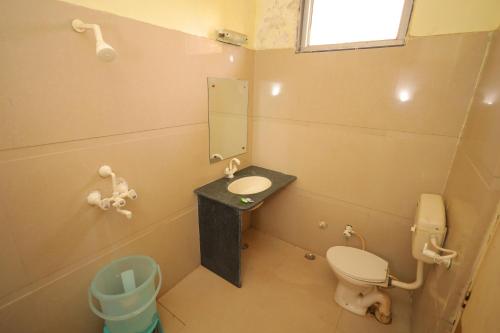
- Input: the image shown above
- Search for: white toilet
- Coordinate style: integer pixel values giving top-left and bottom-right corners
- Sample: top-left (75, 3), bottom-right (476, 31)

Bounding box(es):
top-left (327, 246), bottom-right (390, 317)
top-left (326, 194), bottom-right (454, 323)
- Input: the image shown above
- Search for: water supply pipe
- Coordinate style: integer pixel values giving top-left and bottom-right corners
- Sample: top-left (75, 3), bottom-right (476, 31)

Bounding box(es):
top-left (390, 260), bottom-right (424, 290)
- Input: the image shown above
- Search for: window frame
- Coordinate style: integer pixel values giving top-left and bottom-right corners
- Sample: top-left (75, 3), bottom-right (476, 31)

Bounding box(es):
top-left (296, 0), bottom-right (414, 53)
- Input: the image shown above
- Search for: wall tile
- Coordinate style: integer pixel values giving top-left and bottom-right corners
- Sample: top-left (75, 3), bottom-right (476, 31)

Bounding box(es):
top-left (0, 124), bottom-right (250, 291)
top-left (462, 31), bottom-right (500, 180)
top-left (0, 0), bottom-right (253, 320)
top-left (0, 215), bottom-right (29, 299)
top-left (253, 186), bottom-right (416, 281)
top-left (0, 0), bottom-right (254, 150)
top-left (0, 208), bottom-right (199, 332)
top-left (0, 125), bottom-right (201, 284)
top-left (411, 31), bottom-right (500, 333)
top-left (254, 33), bottom-right (488, 137)
top-left (412, 148), bottom-right (500, 332)
top-left (252, 118), bottom-right (456, 218)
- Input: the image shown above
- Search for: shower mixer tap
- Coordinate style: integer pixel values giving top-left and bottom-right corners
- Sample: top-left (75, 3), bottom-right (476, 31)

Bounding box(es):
top-left (87, 165), bottom-right (137, 219)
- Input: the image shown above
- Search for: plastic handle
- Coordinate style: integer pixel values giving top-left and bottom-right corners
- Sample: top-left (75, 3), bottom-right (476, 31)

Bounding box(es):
top-left (88, 264), bottom-right (162, 322)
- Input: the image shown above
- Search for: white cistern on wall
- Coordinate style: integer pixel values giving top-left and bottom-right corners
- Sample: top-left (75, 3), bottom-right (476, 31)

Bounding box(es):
top-left (87, 165), bottom-right (137, 219)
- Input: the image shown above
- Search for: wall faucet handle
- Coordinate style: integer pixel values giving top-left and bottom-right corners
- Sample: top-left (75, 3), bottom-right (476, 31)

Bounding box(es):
top-left (100, 198), bottom-right (112, 210)
top-left (127, 189), bottom-right (138, 200)
top-left (112, 198), bottom-right (126, 208)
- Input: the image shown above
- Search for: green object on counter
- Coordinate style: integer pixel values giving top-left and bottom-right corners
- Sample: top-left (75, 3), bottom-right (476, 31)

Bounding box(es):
top-left (240, 197), bottom-right (255, 204)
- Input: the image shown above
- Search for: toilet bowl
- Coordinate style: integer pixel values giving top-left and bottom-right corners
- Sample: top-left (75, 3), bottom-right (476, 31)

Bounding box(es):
top-left (325, 194), bottom-right (454, 324)
top-left (326, 246), bottom-right (391, 318)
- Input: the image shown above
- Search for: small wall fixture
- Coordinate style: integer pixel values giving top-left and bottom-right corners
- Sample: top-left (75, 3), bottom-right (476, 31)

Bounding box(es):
top-left (72, 19), bottom-right (116, 62)
top-left (87, 165), bottom-right (137, 219)
top-left (216, 29), bottom-right (248, 46)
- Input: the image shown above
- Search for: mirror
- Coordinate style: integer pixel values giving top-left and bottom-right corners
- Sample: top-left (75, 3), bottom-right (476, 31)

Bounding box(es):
top-left (208, 77), bottom-right (248, 163)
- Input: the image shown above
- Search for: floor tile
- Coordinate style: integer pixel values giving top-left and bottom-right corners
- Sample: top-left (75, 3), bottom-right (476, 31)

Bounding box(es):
top-left (159, 229), bottom-right (411, 333)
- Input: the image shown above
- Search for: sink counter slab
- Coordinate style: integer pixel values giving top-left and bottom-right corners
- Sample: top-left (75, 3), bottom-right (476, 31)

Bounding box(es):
top-left (194, 166), bottom-right (297, 211)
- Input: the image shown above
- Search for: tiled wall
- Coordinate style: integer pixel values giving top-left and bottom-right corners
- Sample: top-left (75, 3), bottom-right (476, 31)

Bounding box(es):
top-left (1, 1), bottom-right (498, 332)
top-left (251, 33), bottom-right (488, 282)
top-left (0, 0), bottom-right (253, 331)
top-left (60, 0), bottom-right (258, 48)
top-left (412, 30), bottom-right (500, 333)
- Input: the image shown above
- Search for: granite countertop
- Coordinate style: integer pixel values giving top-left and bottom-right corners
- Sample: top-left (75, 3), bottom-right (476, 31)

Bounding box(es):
top-left (194, 166), bottom-right (297, 211)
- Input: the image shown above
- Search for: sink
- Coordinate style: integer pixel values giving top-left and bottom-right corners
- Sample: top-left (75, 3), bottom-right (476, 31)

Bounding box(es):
top-left (227, 176), bottom-right (272, 195)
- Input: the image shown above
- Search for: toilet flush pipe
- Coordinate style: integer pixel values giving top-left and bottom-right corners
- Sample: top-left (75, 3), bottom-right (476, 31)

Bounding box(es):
top-left (391, 260), bottom-right (424, 290)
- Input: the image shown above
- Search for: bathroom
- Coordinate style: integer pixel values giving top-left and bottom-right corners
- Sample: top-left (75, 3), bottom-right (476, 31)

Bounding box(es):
top-left (1, 0), bottom-right (499, 332)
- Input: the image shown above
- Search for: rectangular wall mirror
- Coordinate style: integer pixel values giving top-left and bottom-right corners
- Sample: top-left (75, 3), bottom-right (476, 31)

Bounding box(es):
top-left (208, 77), bottom-right (248, 163)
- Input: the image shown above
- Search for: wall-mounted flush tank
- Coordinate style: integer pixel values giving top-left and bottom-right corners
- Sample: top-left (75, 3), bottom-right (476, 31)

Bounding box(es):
top-left (411, 194), bottom-right (457, 267)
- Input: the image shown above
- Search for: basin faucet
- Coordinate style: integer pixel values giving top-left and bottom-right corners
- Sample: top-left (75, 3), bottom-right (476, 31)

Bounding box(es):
top-left (225, 158), bottom-right (241, 178)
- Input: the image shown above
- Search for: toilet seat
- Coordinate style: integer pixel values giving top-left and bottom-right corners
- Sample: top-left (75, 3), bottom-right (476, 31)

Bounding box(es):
top-left (327, 246), bottom-right (388, 283)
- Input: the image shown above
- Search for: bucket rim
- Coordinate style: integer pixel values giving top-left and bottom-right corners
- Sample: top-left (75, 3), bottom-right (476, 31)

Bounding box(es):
top-left (90, 255), bottom-right (158, 301)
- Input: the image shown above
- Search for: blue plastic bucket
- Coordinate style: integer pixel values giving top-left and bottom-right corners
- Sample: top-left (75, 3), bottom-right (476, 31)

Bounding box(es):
top-left (89, 256), bottom-right (162, 333)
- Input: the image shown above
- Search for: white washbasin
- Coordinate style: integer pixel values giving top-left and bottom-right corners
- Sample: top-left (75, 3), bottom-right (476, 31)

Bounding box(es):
top-left (228, 176), bottom-right (272, 195)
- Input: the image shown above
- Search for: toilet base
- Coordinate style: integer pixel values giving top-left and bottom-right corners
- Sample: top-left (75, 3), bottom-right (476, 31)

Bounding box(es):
top-left (334, 282), bottom-right (372, 315)
top-left (334, 281), bottom-right (390, 318)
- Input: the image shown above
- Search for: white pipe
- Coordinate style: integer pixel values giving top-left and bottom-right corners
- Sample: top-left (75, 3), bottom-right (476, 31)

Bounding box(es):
top-left (391, 260), bottom-right (424, 290)
top-left (352, 232), bottom-right (366, 250)
top-left (343, 225), bottom-right (366, 250)
top-left (430, 237), bottom-right (457, 260)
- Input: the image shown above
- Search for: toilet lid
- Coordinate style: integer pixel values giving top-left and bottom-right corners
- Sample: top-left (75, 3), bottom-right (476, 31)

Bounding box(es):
top-left (327, 246), bottom-right (388, 283)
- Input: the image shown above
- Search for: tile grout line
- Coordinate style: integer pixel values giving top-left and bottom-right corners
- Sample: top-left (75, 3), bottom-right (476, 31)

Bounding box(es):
top-left (291, 185), bottom-right (415, 225)
top-left (440, 32), bottom-right (493, 194)
top-left (251, 115), bottom-right (460, 139)
top-left (157, 302), bottom-right (188, 327)
top-left (0, 205), bottom-right (197, 311)
top-left (334, 309), bottom-right (344, 332)
top-left (0, 121), bottom-right (208, 154)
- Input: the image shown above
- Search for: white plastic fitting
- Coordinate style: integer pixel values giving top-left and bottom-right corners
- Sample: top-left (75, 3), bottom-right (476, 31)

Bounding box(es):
top-left (224, 158), bottom-right (241, 178)
top-left (211, 153), bottom-right (224, 161)
top-left (87, 165), bottom-right (137, 219)
top-left (421, 236), bottom-right (458, 268)
top-left (343, 225), bottom-right (367, 250)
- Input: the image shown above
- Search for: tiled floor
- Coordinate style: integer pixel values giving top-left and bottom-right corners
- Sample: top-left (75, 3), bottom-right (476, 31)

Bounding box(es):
top-left (158, 229), bottom-right (411, 333)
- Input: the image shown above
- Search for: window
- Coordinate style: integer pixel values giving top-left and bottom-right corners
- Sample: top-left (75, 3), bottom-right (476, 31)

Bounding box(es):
top-left (297, 0), bottom-right (413, 52)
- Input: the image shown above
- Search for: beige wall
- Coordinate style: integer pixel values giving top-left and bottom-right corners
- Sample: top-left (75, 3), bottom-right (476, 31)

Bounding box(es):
top-left (254, 0), bottom-right (500, 50)
top-left (410, 0), bottom-right (500, 36)
top-left (1, 1), bottom-right (499, 332)
top-left (0, 0), bottom-right (253, 331)
top-left (58, 0), bottom-right (500, 50)
top-left (251, 32), bottom-right (488, 282)
top-left (412, 30), bottom-right (500, 333)
top-left (60, 0), bottom-right (258, 48)
top-left (461, 204), bottom-right (500, 332)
